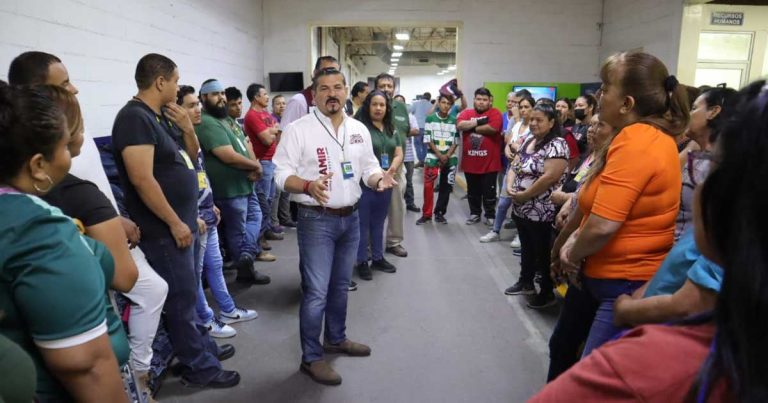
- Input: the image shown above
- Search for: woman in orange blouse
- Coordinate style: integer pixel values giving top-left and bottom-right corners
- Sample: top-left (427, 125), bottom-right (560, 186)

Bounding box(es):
top-left (557, 52), bottom-right (690, 357)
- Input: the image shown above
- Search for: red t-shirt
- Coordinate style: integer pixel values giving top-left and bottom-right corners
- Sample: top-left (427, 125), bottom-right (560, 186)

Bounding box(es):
top-left (457, 107), bottom-right (503, 174)
top-left (244, 108), bottom-right (277, 160)
top-left (562, 127), bottom-right (580, 164)
top-left (530, 323), bottom-right (731, 402)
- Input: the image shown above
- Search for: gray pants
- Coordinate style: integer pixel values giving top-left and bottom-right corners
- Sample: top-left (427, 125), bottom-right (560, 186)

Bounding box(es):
top-left (404, 161), bottom-right (415, 207)
top-left (271, 190), bottom-right (292, 226)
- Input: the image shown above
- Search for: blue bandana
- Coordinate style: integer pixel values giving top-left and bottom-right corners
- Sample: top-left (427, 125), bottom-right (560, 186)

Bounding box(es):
top-left (200, 80), bottom-right (224, 95)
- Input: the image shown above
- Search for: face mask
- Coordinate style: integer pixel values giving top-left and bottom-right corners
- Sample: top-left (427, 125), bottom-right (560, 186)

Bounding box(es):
top-left (574, 108), bottom-right (587, 120)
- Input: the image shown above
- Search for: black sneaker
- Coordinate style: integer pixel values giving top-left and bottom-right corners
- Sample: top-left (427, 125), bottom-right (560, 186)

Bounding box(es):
top-left (465, 215), bottom-right (481, 225)
top-left (182, 370), bottom-right (240, 389)
top-left (416, 216), bottom-right (431, 225)
top-left (512, 248), bottom-right (522, 257)
top-left (504, 281), bottom-right (535, 295)
top-left (371, 258), bottom-right (397, 273)
top-left (406, 204), bottom-right (421, 213)
top-left (527, 292), bottom-right (557, 309)
top-left (348, 280), bottom-right (358, 292)
top-left (434, 214), bottom-right (447, 224)
top-left (356, 262), bottom-right (373, 281)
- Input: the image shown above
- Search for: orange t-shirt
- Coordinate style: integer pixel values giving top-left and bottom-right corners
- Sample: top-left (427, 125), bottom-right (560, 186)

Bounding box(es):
top-left (578, 123), bottom-right (681, 280)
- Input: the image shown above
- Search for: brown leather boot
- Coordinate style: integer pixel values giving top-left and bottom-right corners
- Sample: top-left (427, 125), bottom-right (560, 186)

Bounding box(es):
top-left (323, 339), bottom-right (371, 356)
top-left (300, 360), bottom-right (342, 385)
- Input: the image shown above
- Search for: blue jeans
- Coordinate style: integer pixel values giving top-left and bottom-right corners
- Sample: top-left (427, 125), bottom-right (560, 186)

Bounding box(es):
top-left (297, 206), bottom-right (360, 363)
top-left (256, 160), bottom-right (276, 236)
top-left (357, 187), bottom-right (392, 263)
top-left (196, 226), bottom-right (236, 324)
top-left (415, 128), bottom-right (427, 162)
top-left (493, 196), bottom-right (513, 233)
top-left (581, 277), bottom-right (646, 357)
top-left (215, 191), bottom-right (262, 261)
top-left (140, 234), bottom-right (221, 383)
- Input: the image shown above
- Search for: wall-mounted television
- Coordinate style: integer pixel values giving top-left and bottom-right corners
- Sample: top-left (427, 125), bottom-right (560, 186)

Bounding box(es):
top-left (269, 72), bottom-right (304, 92)
top-left (513, 85), bottom-right (557, 101)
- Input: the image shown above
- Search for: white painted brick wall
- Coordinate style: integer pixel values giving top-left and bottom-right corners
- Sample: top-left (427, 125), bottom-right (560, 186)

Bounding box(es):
top-left (0, 0), bottom-right (264, 137)
top-left (261, 0), bottom-right (604, 95)
top-left (599, 0), bottom-right (685, 74)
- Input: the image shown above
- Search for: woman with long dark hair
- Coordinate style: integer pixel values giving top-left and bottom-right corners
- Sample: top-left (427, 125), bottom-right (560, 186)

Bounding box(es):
top-left (555, 97), bottom-right (575, 129)
top-left (532, 79), bottom-right (768, 403)
top-left (503, 103), bottom-right (569, 308)
top-left (557, 52), bottom-right (690, 356)
top-left (353, 90), bottom-right (403, 280)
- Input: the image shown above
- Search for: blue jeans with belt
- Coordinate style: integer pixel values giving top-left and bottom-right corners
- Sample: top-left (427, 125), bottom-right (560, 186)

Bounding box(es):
top-left (140, 234), bottom-right (222, 383)
top-left (255, 160), bottom-right (276, 236)
top-left (297, 206), bottom-right (360, 363)
top-left (215, 190), bottom-right (262, 261)
top-left (357, 187), bottom-right (392, 263)
top-left (581, 277), bottom-right (646, 357)
top-left (196, 226), bottom-right (236, 323)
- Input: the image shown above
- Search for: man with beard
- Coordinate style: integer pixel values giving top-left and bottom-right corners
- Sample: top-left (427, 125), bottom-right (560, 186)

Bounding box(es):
top-left (457, 87), bottom-right (503, 225)
top-left (374, 73), bottom-right (410, 258)
top-left (195, 79), bottom-right (273, 286)
top-left (273, 67), bottom-right (396, 385)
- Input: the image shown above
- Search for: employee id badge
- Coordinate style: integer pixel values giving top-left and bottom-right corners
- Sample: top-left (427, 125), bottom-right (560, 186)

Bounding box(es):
top-left (341, 161), bottom-right (354, 180)
top-left (380, 153), bottom-right (390, 169)
top-left (197, 172), bottom-right (208, 189)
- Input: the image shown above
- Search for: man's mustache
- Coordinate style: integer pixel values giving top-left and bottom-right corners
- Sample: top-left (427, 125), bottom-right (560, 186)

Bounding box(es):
top-left (326, 97), bottom-right (340, 104)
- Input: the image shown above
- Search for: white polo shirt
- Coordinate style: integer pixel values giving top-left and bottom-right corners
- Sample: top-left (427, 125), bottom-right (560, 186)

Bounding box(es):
top-left (274, 110), bottom-right (383, 209)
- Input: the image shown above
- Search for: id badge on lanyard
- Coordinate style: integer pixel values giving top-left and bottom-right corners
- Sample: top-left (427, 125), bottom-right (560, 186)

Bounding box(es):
top-left (341, 161), bottom-right (354, 179)
top-left (380, 153), bottom-right (390, 169)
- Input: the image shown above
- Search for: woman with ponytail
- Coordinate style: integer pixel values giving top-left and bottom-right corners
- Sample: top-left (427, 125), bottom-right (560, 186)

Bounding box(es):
top-left (555, 52), bottom-right (690, 356)
top-left (533, 79), bottom-right (767, 403)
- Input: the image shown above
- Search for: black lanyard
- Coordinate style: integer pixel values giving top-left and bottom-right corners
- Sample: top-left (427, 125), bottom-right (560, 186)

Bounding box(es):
top-left (314, 111), bottom-right (346, 153)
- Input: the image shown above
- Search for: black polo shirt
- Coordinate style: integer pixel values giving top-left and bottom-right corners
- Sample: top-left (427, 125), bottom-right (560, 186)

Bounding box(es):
top-left (111, 100), bottom-right (199, 240)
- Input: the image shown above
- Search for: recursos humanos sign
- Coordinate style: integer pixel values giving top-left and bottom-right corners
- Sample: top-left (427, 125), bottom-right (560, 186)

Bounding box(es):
top-left (711, 11), bottom-right (744, 26)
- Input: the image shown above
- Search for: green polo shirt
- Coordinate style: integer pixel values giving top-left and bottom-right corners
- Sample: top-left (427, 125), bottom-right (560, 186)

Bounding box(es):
top-left (367, 124), bottom-right (403, 168)
top-left (196, 112), bottom-right (253, 199)
top-left (391, 100), bottom-right (411, 146)
top-left (0, 193), bottom-right (128, 401)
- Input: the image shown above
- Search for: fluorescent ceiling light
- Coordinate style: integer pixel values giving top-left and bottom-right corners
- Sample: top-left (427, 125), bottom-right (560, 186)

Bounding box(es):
top-left (448, 65), bottom-right (457, 71)
top-left (393, 45), bottom-right (404, 50)
top-left (395, 33), bottom-right (410, 41)
top-left (391, 58), bottom-right (400, 62)
top-left (391, 52), bottom-right (403, 57)
top-left (391, 63), bottom-right (398, 66)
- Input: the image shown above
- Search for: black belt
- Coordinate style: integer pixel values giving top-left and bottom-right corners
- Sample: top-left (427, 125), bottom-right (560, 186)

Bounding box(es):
top-left (299, 204), bottom-right (358, 217)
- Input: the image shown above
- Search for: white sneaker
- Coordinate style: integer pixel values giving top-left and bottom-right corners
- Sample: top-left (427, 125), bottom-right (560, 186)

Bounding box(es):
top-left (205, 318), bottom-right (237, 338)
top-left (510, 234), bottom-right (521, 248)
top-left (479, 231), bottom-right (501, 243)
top-left (483, 217), bottom-right (495, 226)
top-left (220, 307), bottom-right (259, 324)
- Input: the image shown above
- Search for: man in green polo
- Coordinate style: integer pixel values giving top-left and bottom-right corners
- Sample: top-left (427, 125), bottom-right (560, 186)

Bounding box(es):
top-left (375, 73), bottom-right (410, 258)
top-left (195, 79), bottom-right (273, 285)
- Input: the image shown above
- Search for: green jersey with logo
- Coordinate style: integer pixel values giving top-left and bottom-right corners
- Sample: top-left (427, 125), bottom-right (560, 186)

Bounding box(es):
top-left (424, 112), bottom-right (459, 168)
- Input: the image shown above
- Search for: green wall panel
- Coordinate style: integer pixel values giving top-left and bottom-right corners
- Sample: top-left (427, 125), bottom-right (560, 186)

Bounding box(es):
top-left (483, 82), bottom-right (582, 112)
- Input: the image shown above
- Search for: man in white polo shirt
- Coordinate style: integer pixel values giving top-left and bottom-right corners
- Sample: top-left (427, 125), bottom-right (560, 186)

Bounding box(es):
top-left (274, 67), bottom-right (396, 386)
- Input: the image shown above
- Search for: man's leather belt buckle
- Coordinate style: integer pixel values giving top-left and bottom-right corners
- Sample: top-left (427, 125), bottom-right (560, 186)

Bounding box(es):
top-left (301, 204), bottom-right (357, 217)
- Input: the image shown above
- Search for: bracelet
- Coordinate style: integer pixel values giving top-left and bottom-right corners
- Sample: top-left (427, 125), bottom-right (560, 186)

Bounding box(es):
top-left (302, 180), bottom-right (311, 195)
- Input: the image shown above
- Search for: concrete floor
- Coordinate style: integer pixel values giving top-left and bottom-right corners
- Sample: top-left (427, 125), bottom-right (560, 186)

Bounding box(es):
top-left (157, 175), bottom-right (559, 403)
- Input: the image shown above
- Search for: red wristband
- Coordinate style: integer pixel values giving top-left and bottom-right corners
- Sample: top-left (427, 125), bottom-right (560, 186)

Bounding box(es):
top-left (303, 180), bottom-right (311, 195)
